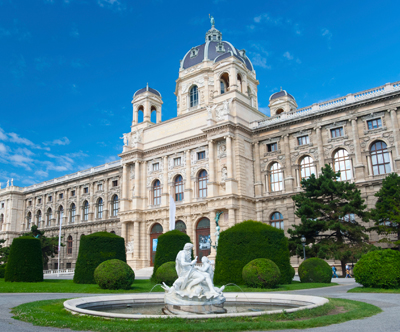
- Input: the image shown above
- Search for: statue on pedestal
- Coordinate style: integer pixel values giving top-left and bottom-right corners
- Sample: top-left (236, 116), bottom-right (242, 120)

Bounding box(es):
top-left (162, 243), bottom-right (226, 315)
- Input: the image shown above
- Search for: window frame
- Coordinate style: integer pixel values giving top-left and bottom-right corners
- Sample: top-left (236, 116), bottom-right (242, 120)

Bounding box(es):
top-left (153, 180), bottom-right (161, 205)
top-left (173, 157), bottom-right (181, 166)
top-left (267, 142), bottom-right (278, 152)
top-left (70, 203), bottom-right (76, 223)
top-left (197, 151), bottom-right (205, 160)
top-left (83, 201), bottom-right (89, 221)
top-left (330, 127), bottom-right (344, 138)
top-left (152, 163), bottom-right (159, 171)
top-left (190, 85), bottom-right (199, 108)
top-left (297, 135), bottom-right (310, 146)
top-left (370, 141), bottom-right (391, 176)
top-left (333, 149), bottom-right (352, 181)
top-left (198, 170), bottom-right (208, 198)
top-left (367, 118), bottom-right (382, 130)
top-left (299, 156), bottom-right (316, 181)
top-left (174, 175), bottom-right (184, 202)
top-left (67, 236), bottom-right (73, 255)
top-left (270, 212), bottom-right (284, 230)
top-left (97, 198), bottom-right (103, 219)
top-left (112, 180), bottom-right (118, 187)
top-left (269, 162), bottom-right (283, 192)
top-left (112, 195), bottom-right (119, 217)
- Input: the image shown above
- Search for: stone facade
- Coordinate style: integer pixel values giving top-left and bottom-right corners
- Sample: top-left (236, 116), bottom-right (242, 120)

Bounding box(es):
top-left (1, 23), bottom-right (400, 270)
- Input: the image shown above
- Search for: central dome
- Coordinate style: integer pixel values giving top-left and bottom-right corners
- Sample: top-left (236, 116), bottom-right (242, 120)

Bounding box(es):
top-left (181, 21), bottom-right (253, 71)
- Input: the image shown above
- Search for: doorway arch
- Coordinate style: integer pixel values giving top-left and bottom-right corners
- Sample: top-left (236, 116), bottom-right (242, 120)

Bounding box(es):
top-left (150, 223), bottom-right (163, 266)
top-left (196, 217), bottom-right (210, 262)
top-left (175, 220), bottom-right (186, 234)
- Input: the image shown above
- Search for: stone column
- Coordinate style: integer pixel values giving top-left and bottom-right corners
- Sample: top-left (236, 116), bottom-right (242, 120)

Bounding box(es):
top-left (144, 99), bottom-right (151, 122)
top-left (121, 163), bottom-right (129, 211)
top-left (204, 75), bottom-right (209, 105)
top-left (156, 110), bottom-right (161, 123)
top-left (390, 109), bottom-right (400, 170)
top-left (134, 162), bottom-right (140, 197)
top-left (161, 156), bottom-right (169, 206)
top-left (134, 221), bottom-right (140, 260)
top-left (230, 67), bottom-right (237, 90)
top-left (253, 142), bottom-right (263, 196)
top-left (121, 222), bottom-right (127, 241)
top-left (208, 140), bottom-right (217, 197)
top-left (76, 185), bottom-right (81, 222)
top-left (185, 150), bottom-right (192, 202)
top-left (314, 126), bottom-right (325, 173)
top-left (350, 117), bottom-right (365, 181)
top-left (228, 208), bottom-right (236, 228)
top-left (225, 135), bottom-right (237, 193)
top-left (283, 134), bottom-right (294, 192)
top-left (209, 211), bottom-right (217, 260)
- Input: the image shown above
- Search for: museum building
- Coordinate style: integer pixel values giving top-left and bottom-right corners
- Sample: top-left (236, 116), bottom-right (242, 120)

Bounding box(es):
top-left (1, 21), bottom-right (400, 270)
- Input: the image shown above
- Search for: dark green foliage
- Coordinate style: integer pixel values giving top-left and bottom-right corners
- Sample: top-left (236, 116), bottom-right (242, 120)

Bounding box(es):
top-left (74, 232), bottom-right (126, 284)
top-left (353, 250), bottom-right (400, 289)
top-left (242, 258), bottom-right (281, 288)
top-left (369, 173), bottom-right (400, 250)
top-left (23, 225), bottom-right (60, 268)
top-left (151, 230), bottom-right (191, 281)
top-left (0, 263), bottom-right (6, 278)
top-left (153, 261), bottom-right (178, 286)
top-left (5, 237), bottom-right (43, 282)
top-left (298, 258), bottom-right (332, 283)
top-left (288, 165), bottom-right (371, 274)
top-left (0, 239), bottom-right (10, 265)
top-left (94, 259), bottom-right (135, 290)
top-left (290, 265), bottom-right (296, 280)
top-left (214, 220), bottom-right (292, 285)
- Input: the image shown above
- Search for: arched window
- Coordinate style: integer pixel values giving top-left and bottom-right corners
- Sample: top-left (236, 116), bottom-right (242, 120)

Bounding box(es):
top-left (153, 180), bottom-right (161, 205)
top-left (334, 149), bottom-right (352, 181)
top-left (276, 109), bottom-right (284, 115)
top-left (47, 208), bottom-right (52, 226)
top-left (269, 162), bottom-right (283, 192)
top-left (342, 214), bottom-right (356, 223)
top-left (27, 212), bottom-right (32, 230)
top-left (198, 170), bottom-right (208, 198)
top-left (67, 235), bottom-right (73, 255)
top-left (190, 85), bottom-right (198, 107)
top-left (151, 105), bottom-right (157, 123)
top-left (137, 105), bottom-right (144, 123)
top-left (175, 220), bottom-right (186, 233)
top-left (83, 201), bottom-right (89, 221)
top-left (270, 212), bottom-right (284, 230)
top-left (175, 175), bottom-right (184, 201)
top-left (300, 156), bottom-right (316, 181)
top-left (371, 141), bottom-right (391, 175)
top-left (37, 210), bottom-right (42, 228)
top-left (237, 73), bottom-right (243, 93)
top-left (70, 203), bottom-right (76, 223)
top-left (97, 198), bottom-right (103, 219)
top-left (0, 214), bottom-right (3, 231)
top-left (58, 206), bottom-right (64, 224)
top-left (220, 73), bottom-right (229, 94)
top-left (112, 195), bottom-right (119, 216)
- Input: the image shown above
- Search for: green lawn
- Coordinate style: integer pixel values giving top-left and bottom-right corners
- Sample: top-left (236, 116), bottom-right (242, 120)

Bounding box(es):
top-left (0, 279), bottom-right (337, 294)
top-left (348, 287), bottom-right (400, 294)
top-left (11, 298), bottom-right (381, 332)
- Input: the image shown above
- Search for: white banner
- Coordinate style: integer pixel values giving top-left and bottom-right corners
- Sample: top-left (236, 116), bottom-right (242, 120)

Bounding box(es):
top-left (169, 195), bottom-right (176, 231)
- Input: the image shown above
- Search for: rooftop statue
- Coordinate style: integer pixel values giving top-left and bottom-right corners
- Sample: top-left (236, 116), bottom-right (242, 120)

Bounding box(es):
top-left (162, 243), bottom-right (226, 315)
top-left (210, 15), bottom-right (215, 27)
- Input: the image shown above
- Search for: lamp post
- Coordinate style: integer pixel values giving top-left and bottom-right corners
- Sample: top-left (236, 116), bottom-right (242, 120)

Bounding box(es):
top-left (301, 235), bottom-right (306, 261)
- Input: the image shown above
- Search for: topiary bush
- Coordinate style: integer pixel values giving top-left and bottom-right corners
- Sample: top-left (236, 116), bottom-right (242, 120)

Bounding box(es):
top-left (74, 232), bottom-right (126, 284)
top-left (290, 265), bottom-right (296, 280)
top-left (5, 237), bottom-right (43, 282)
top-left (242, 258), bottom-right (281, 288)
top-left (353, 250), bottom-right (400, 289)
top-left (298, 258), bottom-right (332, 283)
top-left (0, 264), bottom-right (7, 278)
top-left (94, 259), bottom-right (135, 290)
top-left (151, 230), bottom-right (191, 282)
top-left (153, 261), bottom-right (178, 286)
top-left (214, 220), bottom-right (292, 285)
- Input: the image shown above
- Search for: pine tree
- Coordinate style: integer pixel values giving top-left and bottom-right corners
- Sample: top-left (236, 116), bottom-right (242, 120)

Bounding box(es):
top-left (288, 165), bottom-right (371, 275)
top-left (369, 172), bottom-right (400, 251)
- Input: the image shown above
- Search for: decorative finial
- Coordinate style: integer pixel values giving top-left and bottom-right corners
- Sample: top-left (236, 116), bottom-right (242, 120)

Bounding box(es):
top-left (280, 86), bottom-right (282, 91)
top-left (210, 14), bottom-right (215, 27)
top-left (146, 82), bottom-right (149, 91)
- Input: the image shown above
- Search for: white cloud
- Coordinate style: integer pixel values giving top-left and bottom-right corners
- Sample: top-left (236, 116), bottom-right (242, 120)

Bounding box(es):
top-left (44, 137), bottom-right (70, 146)
top-left (254, 13), bottom-right (282, 25)
top-left (250, 53), bottom-right (271, 69)
top-left (97, 0), bottom-right (125, 11)
top-left (35, 170), bottom-right (48, 177)
top-left (321, 28), bottom-right (332, 39)
top-left (283, 51), bottom-right (294, 60)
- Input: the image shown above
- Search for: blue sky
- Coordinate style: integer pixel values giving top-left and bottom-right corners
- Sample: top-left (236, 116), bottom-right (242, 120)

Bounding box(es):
top-left (1, 0), bottom-right (400, 187)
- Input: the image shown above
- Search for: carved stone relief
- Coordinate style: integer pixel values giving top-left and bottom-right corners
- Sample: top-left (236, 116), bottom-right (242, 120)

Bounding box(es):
top-left (217, 140), bottom-right (227, 158)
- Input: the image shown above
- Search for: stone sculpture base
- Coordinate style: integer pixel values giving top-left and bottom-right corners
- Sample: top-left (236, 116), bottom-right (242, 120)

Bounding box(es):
top-left (163, 303), bottom-right (227, 315)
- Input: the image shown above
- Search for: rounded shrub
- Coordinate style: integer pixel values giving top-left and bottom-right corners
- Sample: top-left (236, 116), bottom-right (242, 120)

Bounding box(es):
top-left (0, 264), bottom-right (7, 278)
top-left (151, 230), bottom-right (191, 282)
top-left (5, 237), bottom-right (43, 282)
top-left (242, 258), bottom-right (281, 288)
top-left (298, 258), bottom-right (331, 283)
top-left (214, 220), bottom-right (292, 285)
top-left (290, 265), bottom-right (296, 280)
top-left (74, 232), bottom-right (126, 284)
top-left (153, 261), bottom-right (178, 286)
top-left (94, 259), bottom-right (135, 290)
top-left (353, 250), bottom-right (400, 289)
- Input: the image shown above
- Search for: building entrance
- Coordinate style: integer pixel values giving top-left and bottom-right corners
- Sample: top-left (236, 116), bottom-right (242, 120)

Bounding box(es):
top-left (196, 217), bottom-right (210, 262)
top-left (150, 223), bottom-right (163, 266)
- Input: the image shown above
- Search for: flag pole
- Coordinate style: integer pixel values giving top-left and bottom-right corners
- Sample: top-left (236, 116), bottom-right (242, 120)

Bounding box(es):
top-left (57, 214), bottom-right (62, 277)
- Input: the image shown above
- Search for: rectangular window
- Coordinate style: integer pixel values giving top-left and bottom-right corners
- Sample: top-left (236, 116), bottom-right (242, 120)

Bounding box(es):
top-left (112, 180), bottom-right (118, 187)
top-left (153, 163), bottom-right (159, 171)
top-left (367, 118), bottom-right (382, 130)
top-left (197, 151), bottom-right (205, 160)
top-left (330, 127), bottom-right (343, 138)
top-left (1, 203), bottom-right (4, 208)
top-left (66, 262), bottom-right (71, 269)
top-left (54, 263), bottom-right (58, 269)
top-left (297, 135), bottom-right (309, 146)
top-left (59, 193), bottom-right (63, 199)
top-left (38, 198), bottom-right (42, 204)
top-left (84, 187), bottom-right (88, 194)
top-left (174, 157), bottom-right (181, 166)
top-left (48, 196), bottom-right (52, 202)
top-left (71, 190), bottom-right (75, 197)
top-left (97, 183), bottom-right (103, 191)
top-left (267, 143), bottom-right (278, 152)
top-left (28, 201), bottom-right (32, 206)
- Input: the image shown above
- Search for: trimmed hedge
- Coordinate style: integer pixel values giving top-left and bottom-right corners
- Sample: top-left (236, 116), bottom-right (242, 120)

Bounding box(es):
top-left (74, 232), bottom-right (126, 284)
top-left (290, 265), bottom-right (296, 280)
top-left (153, 261), bottom-right (178, 286)
top-left (242, 258), bottom-right (281, 288)
top-left (94, 259), bottom-right (135, 290)
top-left (151, 230), bottom-right (191, 281)
top-left (0, 264), bottom-right (6, 278)
top-left (5, 237), bottom-right (43, 282)
top-left (298, 258), bottom-right (332, 283)
top-left (214, 220), bottom-right (292, 285)
top-left (353, 250), bottom-right (400, 289)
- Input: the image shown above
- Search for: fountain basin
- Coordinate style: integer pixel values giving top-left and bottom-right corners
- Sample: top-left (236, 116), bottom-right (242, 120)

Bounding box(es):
top-left (64, 293), bottom-right (329, 319)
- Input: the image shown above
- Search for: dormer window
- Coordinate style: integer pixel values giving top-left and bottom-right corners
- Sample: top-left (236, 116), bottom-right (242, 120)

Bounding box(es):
top-left (216, 42), bottom-right (225, 53)
top-left (208, 36), bottom-right (211, 40)
top-left (213, 35), bottom-right (216, 40)
top-left (189, 47), bottom-right (199, 58)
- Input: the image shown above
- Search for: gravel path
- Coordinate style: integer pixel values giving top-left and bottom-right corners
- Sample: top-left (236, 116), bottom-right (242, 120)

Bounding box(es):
top-left (0, 282), bottom-right (398, 332)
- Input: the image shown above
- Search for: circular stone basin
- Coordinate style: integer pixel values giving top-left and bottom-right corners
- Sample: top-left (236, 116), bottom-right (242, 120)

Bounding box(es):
top-left (64, 293), bottom-right (329, 319)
